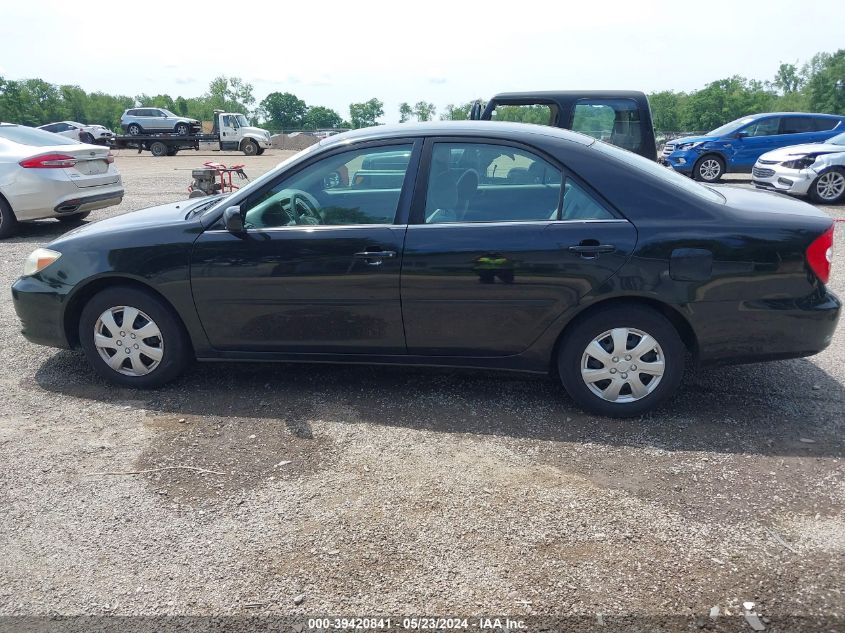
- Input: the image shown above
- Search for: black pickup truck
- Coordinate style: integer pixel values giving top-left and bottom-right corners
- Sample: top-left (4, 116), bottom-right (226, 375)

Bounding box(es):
top-left (470, 91), bottom-right (657, 160)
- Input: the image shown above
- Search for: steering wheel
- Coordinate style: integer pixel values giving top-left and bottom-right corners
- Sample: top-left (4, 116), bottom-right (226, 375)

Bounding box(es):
top-left (245, 188), bottom-right (322, 228)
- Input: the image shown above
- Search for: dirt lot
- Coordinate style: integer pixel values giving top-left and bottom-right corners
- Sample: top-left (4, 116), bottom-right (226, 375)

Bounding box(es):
top-left (0, 151), bottom-right (844, 630)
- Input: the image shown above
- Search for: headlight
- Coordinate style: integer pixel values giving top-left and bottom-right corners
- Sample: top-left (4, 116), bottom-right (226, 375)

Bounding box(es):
top-left (23, 248), bottom-right (61, 276)
top-left (781, 156), bottom-right (816, 170)
top-left (677, 141), bottom-right (704, 150)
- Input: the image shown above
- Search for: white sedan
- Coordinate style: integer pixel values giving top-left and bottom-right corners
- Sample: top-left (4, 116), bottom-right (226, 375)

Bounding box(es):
top-left (0, 124), bottom-right (124, 238)
top-left (38, 121), bottom-right (114, 145)
top-left (752, 131), bottom-right (845, 204)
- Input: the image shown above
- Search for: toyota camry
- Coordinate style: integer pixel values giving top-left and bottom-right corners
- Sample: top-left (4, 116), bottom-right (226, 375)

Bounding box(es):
top-left (11, 122), bottom-right (840, 417)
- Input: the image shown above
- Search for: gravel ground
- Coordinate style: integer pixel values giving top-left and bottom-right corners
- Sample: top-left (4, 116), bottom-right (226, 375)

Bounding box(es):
top-left (0, 153), bottom-right (843, 631)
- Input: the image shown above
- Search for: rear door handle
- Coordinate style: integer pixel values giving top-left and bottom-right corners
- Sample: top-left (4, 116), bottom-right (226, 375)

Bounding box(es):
top-left (353, 250), bottom-right (396, 266)
top-left (568, 244), bottom-right (616, 256)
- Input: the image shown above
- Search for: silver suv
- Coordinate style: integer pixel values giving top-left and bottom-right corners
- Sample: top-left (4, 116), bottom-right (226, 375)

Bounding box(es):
top-left (120, 108), bottom-right (200, 136)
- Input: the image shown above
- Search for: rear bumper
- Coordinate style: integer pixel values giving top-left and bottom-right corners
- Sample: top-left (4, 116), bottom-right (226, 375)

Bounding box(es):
top-left (693, 290), bottom-right (841, 366)
top-left (54, 188), bottom-right (124, 214)
top-left (11, 275), bottom-right (71, 349)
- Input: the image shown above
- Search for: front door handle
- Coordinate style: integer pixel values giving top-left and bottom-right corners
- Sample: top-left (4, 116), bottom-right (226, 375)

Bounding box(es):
top-left (353, 250), bottom-right (396, 266)
top-left (568, 244), bottom-right (616, 256)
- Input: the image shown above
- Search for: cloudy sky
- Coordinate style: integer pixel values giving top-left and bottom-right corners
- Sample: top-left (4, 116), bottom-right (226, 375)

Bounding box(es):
top-left (1, 0), bottom-right (842, 122)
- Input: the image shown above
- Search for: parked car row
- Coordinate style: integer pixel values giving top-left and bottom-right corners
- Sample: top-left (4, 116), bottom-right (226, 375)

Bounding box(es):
top-left (661, 111), bottom-right (845, 204)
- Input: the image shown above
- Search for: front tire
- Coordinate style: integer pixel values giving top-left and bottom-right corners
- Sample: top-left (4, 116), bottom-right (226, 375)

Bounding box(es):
top-left (242, 139), bottom-right (258, 156)
top-left (175, 123), bottom-right (190, 135)
top-left (809, 167), bottom-right (845, 204)
top-left (557, 305), bottom-right (685, 417)
top-left (693, 155), bottom-right (725, 183)
top-left (79, 286), bottom-right (191, 388)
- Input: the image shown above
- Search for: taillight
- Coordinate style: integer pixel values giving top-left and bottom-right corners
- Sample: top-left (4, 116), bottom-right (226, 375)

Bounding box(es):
top-left (19, 153), bottom-right (77, 169)
top-left (806, 225), bottom-right (834, 284)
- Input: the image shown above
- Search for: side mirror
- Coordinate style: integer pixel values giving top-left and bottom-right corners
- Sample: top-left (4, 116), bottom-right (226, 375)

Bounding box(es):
top-left (736, 131), bottom-right (748, 139)
top-left (223, 205), bottom-right (244, 233)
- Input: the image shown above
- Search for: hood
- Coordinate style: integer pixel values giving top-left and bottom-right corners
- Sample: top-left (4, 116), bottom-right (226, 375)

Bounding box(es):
top-left (242, 126), bottom-right (270, 137)
top-left (666, 135), bottom-right (720, 147)
top-left (759, 143), bottom-right (845, 162)
top-left (50, 199), bottom-right (206, 247)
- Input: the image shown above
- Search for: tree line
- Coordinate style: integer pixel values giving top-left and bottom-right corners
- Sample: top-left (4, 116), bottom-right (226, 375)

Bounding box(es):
top-left (1, 50), bottom-right (843, 134)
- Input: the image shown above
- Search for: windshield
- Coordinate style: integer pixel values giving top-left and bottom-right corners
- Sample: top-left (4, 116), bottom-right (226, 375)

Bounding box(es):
top-left (0, 124), bottom-right (79, 146)
top-left (593, 140), bottom-right (725, 204)
top-left (707, 116), bottom-right (757, 137)
top-left (235, 114), bottom-right (249, 127)
top-left (826, 131), bottom-right (845, 146)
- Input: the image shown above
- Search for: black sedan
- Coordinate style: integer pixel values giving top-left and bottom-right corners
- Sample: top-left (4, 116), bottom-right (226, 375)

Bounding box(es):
top-left (11, 122), bottom-right (840, 417)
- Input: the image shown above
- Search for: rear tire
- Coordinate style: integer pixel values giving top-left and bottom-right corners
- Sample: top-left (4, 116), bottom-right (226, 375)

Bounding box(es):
top-left (0, 196), bottom-right (19, 239)
top-left (692, 155), bottom-right (725, 183)
top-left (150, 141), bottom-right (168, 157)
top-left (557, 304), bottom-right (685, 417)
top-left (127, 123), bottom-right (143, 136)
top-left (242, 139), bottom-right (258, 156)
top-left (57, 212), bottom-right (90, 224)
top-left (78, 286), bottom-right (191, 388)
top-left (809, 167), bottom-right (845, 204)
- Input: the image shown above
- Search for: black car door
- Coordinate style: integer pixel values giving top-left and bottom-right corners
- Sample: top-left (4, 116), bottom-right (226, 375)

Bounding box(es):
top-left (190, 139), bottom-right (421, 353)
top-left (400, 138), bottom-right (637, 356)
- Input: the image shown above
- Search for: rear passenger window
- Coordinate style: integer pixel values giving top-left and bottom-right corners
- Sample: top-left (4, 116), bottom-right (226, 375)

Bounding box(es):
top-left (780, 117), bottom-right (815, 134)
top-left (814, 117), bottom-right (839, 132)
top-left (423, 142), bottom-right (562, 224)
top-left (572, 99), bottom-right (643, 153)
top-left (562, 181), bottom-right (614, 220)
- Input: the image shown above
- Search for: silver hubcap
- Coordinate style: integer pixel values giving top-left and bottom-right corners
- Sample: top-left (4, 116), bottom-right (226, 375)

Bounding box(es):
top-left (581, 327), bottom-right (665, 403)
top-left (94, 306), bottom-right (164, 377)
top-left (816, 172), bottom-right (845, 201)
top-left (700, 159), bottom-right (721, 180)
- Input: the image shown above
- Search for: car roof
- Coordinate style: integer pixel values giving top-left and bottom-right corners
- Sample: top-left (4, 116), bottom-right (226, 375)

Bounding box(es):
top-left (319, 120), bottom-right (597, 149)
top-left (491, 90), bottom-right (647, 101)
top-left (744, 112), bottom-right (845, 119)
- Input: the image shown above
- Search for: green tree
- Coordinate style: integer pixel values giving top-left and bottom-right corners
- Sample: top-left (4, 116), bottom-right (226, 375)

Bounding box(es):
top-left (260, 91), bottom-right (307, 130)
top-left (648, 90), bottom-right (687, 132)
top-left (206, 75), bottom-right (255, 114)
top-left (399, 102), bottom-right (413, 122)
top-left (302, 105), bottom-right (343, 130)
top-left (413, 101), bottom-right (436, 121)
top-left (773, 62), bottom-right (803, 94)
top-left (440, 102), bottom-right (477, 120)
top-left (349, 98), bottom-right (384, 128)
top-left (681, 76), bottom-right (777, 131)
top-left (804, 49), bottom-right (845, 114)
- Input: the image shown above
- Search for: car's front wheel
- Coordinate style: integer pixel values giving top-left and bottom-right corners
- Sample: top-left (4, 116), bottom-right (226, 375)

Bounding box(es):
top-left (242, 139), bottom-right (259, 156)
top-left (693, 155), bottom-right (724, 183)
top-left (79, 286), bottom-right (191, 388)
top-left (174, 123), bottom-right (190, 135)
top-left (809, 167), bottom-right (845, 204)
top-left (557, 305), bottom-right (685, 417)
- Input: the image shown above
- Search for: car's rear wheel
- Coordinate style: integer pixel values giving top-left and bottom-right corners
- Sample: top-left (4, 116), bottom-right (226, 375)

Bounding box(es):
top-left (809, 167), bottom-right (845, 204)
top-left (174, 123), bottom-right (190, 135)
top-left (0, 196), bottom-right (19, 239)
top-left (127, 123), bottom-right (143, 136)
top-left (693, 155), bottom-right (724, 183)
top-left (149, 141), bottom-right (168, 157)
top-left (242, 139), bottom-right (258, 156)
top-left (557, 305), bottom-right (685, 417)
top-left (57, 212), bottom-right (90, 224)
top-left (79, 286), bottom-right (190, 388)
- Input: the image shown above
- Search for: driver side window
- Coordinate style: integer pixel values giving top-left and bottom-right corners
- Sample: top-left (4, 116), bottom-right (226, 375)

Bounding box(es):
top-left (242, 144), bottom-right (414, 229)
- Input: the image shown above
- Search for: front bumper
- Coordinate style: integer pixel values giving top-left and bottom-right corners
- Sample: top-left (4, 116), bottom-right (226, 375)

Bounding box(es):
top-left (11, 275), bottom-right (72, 349)
top-left (662, 149), bottom-right (699, 174)
top-left (752, 163), bottom-right (817, 196)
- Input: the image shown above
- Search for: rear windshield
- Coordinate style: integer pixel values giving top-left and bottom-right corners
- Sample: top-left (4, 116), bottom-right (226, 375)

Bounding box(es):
top-left (593, 140), bottom-right (725, 204)
top-left (0, 125), bottom-right (79, 146)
